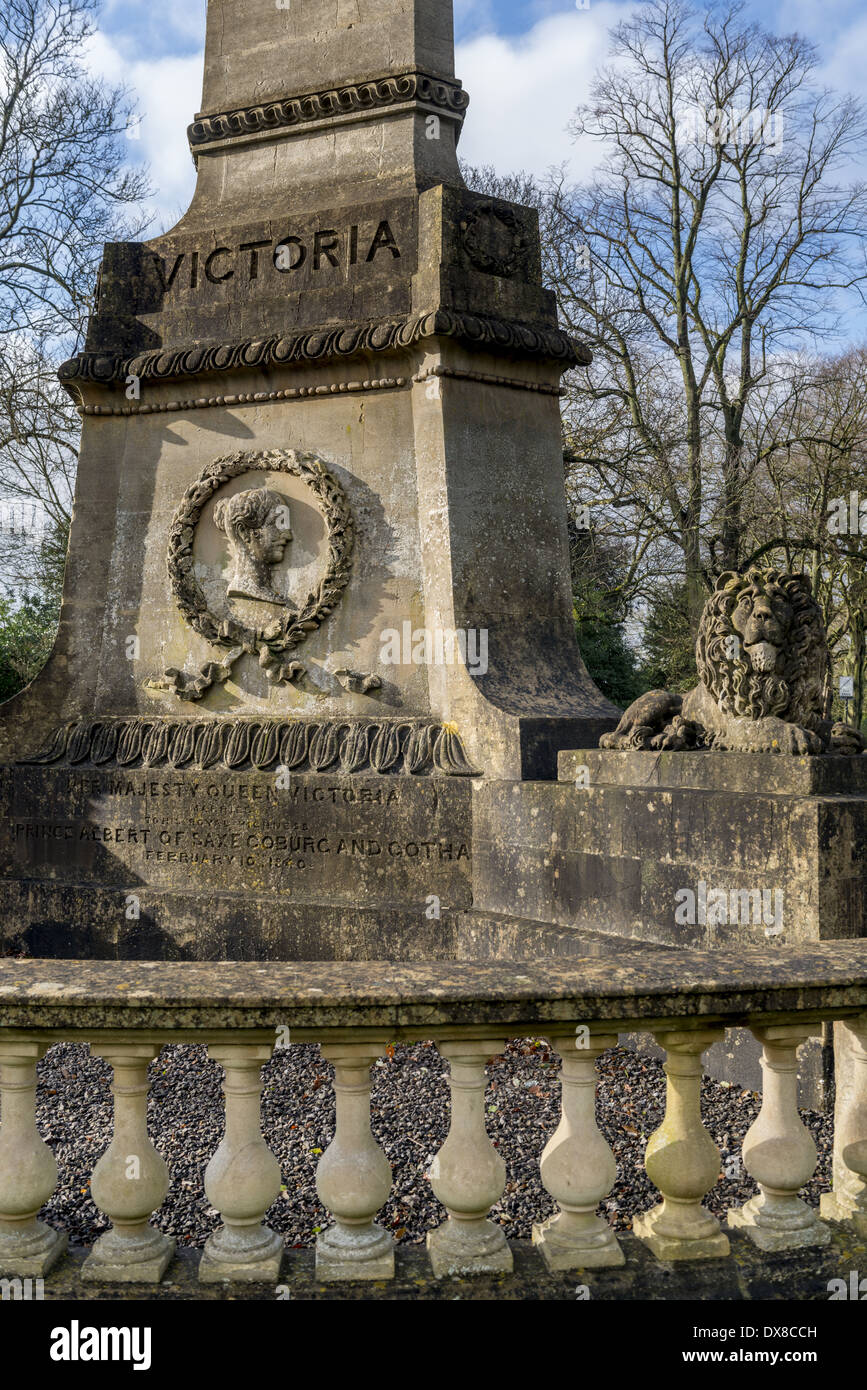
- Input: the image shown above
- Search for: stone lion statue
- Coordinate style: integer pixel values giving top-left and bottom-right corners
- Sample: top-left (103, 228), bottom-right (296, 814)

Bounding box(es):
top-left (600, 568), bottom-right (864, 755)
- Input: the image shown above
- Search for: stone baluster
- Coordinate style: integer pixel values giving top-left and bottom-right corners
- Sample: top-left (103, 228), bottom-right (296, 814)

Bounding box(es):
top-left (821, 1016), bottom-right (867, 1235)
top-left (315, 1042), bottom-right (394, 1281)
top-left (427, 1039), bottom-right (512, 1277)
top-left (0, 1040), bottom-right (66, 1276)
top-left (633, 1028), bottom-right (730, 1260)
top-left (729, 1024), bottom-right (829, 1249)
top-left (200, 1043), bottom-right (283, 1283)
top-left (533, 1030), bottom-right (624, 1269)
top-left (82, 1043), bottom-right (174, 1283)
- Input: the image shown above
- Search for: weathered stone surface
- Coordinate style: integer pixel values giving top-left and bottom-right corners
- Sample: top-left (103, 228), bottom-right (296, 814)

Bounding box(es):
top-left (633, 1205), bottom-right (731, 1261)
top-left (471, 758), bottom-right (866, 947)
top-left (0, 943), bottom-right (864, 1033)
top-left (315, 1224), bottom-right (395, 1283)
top-left (824, 1019), bottom-right (867, 1232)
top-left (80, 1236), bottom-right (174, 1286)
top-left (197, 1239), bottom-right (283, 1285)
top-left (728, 1195), bottom-right (831, 1252)
top-left (0, 0), bottom-right (863, 1108)
top-left (533, 1213), bottom-right (625, 1270)
top-left (559, 749), bottom-right (867, 795)
top-left (0, 765), bottom-right (472, 958)
top-left (470, 750), bottom-right (865, 1103)
top-left (0, 0), bottom-right (616, 974)
top-left (15, 1228), bottom-right (867, 1302)
top-left (427, 1218), bottom-right (513, 1277)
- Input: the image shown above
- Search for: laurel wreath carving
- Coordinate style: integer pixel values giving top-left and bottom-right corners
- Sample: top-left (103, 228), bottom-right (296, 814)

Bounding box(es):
top-left (153, 449), bottom-right (353, 699)
top-left (460, 204), bottom-right (530, 278)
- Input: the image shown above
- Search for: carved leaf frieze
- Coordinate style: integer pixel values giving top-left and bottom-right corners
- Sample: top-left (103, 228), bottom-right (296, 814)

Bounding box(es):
top-left (59, 310), bottom-right (589, 391)
top-left (19, 719), bottom-right (481, 776)
top-left (187, 71), bottom-right (470, 148)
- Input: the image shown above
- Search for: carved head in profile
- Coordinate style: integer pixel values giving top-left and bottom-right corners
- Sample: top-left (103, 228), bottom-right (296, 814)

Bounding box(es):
top-left (213, 486), bottom-right (292, 606)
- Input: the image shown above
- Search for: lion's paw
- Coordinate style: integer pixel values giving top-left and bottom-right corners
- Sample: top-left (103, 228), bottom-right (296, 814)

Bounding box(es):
top-left (763, 723), bottom-right (823, 756)
top-left (725, 719), bottom-right (823, 755)
top-left (829, 722), bottom-right (865, 755)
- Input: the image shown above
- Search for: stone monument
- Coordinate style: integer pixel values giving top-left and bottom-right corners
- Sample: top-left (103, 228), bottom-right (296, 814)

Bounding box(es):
top-left (0, 0), bottom-right (863, 1100)
top-left (0, 0), bottom-right (619, 959)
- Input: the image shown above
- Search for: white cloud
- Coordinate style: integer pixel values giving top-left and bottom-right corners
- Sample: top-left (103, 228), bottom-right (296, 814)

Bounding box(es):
top-left (85, 2), bottom-right (637, 231)
top-left (84, 30), bottom-right (201, 235)
top-left (99, 0), bottom-right (207, 57)
top-left (456, 6), bottom-right (631, 180)
top-left (818, 15), bottom-right (867, 101)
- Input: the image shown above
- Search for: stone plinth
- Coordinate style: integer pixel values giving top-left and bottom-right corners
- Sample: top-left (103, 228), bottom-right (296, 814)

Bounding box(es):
top-left (0, 0), bottom-right (618, 961)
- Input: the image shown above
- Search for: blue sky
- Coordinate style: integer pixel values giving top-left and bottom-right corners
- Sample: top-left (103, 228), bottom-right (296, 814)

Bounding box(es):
top-left (86, 0), bottom-right (867, 234)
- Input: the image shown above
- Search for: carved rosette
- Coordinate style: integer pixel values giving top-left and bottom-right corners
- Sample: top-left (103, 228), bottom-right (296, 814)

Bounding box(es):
top-left (158, 449), bottom-right (352, 697)
top-left (20, 719), bottom-right (480, 776)
top-left (460, 204), bottom-right (529, 278)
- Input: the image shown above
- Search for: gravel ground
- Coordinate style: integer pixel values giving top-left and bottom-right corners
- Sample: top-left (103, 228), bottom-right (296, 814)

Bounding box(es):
top-left (35, 1039), bottom-right (832, 1249)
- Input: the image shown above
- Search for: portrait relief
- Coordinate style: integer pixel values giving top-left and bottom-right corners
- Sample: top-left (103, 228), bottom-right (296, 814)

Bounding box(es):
top-left (154, 449), bottom-right (354, 700)
top-left (213, 486), bottom-right (293, 607)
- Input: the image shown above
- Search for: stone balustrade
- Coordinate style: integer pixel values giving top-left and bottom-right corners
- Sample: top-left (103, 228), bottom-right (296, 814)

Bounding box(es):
top-left (0, 945), bottom-right (865, 1287)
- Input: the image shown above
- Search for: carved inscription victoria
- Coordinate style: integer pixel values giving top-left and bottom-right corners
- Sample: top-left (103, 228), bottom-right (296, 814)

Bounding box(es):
top-left (151, 220), bottom-right (401, 296)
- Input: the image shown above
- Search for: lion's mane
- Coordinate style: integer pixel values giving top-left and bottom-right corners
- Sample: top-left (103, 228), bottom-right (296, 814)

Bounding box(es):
top-left (696, 569), bottom-right (830, 731)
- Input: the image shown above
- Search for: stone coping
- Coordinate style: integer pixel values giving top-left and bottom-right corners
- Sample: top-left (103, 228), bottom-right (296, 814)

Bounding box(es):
top-left (0, 944), bottom-right (864, 1032)
top-left (558, 749), bottom-right (867, 795)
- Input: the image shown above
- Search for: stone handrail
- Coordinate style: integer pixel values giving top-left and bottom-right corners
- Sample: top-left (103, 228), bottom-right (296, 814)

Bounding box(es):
top-left (0, 945), bottom-right (865, 1284)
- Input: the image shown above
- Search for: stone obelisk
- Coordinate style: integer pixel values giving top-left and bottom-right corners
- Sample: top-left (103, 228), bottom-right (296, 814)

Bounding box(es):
top-left (0, 0), bottom-right (617, 959)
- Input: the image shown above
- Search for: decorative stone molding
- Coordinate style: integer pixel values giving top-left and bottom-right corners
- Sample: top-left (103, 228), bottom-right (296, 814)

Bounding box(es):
top-left (633, 1029), bottom-right (730, 1261)
top-left (427, 1040), bottom-right (513, 1277)
top-left (0, 1041), bottom-right (67, 1277)
top-left (315, 1042), bottom-right (395, 1281)
top-left (81, 1043), bottom-right (174, 1284)
top-left (58, 310), bottom-right (589, 392)
top-left (532, 1030), bottom-right (624, 1270)
top-left (188, 71), bottom-right (469, 150)
top-left (728, 1024), bottom-right (830, 1251)
top-left (1, 952), bottom-right (866, 1290)
top-left (413, 366), bottom-right (563, 397)
top-left (77, 377), bottom-right (408, 418)
top-left (199, 1044), bottom-right (284, 1284)
top-left (333, 670), bottom-right (382, 695)
top-left (19, 717), bottom-right (481, 776)
top-left (460, 203), bottom-right (529, 278)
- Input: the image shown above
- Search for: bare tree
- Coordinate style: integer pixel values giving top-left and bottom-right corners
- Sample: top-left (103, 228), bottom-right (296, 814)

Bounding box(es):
top-left (749, 349), bottom-right (867, 724)
top-left (558, 0), bottom-right (867, 632)
top-left (0, 0), bottom-right (149, 337)
top-left (0, 0), bottom-right (149, 609)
